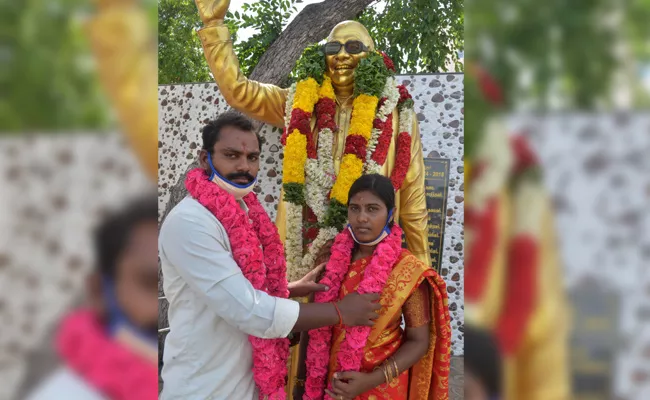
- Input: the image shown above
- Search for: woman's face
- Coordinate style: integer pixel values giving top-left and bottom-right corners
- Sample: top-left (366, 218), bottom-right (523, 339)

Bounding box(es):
top-left (348, 190), bottom-right (390, 243)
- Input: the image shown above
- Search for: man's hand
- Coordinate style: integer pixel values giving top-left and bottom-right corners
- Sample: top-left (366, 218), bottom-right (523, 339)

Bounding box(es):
top-left (289, 263), bottom-right (329, 298)
top-left (193, 0), bottom-right (230, 25)
top-left (337, 293), bottom-right (381, 326)
top-left (325, 371), bottom-right (383, 399)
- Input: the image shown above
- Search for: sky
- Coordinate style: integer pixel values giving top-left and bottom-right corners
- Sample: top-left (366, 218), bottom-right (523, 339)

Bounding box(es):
top-left (228, 0), bottom-right (320, 42)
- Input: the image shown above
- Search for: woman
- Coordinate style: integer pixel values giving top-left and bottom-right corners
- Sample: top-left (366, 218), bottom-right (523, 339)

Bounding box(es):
top-left (302, 174), bottom-right (451, 400)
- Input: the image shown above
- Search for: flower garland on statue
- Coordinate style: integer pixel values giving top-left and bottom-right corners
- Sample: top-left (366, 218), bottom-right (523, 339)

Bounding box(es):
top-left (303, 225), bottom-right (405, 400)
top-left (464, 66), bottom-right (546, 354)
top-left (185, 168), bottom-right (290, 400)
top-left (281, 46), bottom-right (415, 281)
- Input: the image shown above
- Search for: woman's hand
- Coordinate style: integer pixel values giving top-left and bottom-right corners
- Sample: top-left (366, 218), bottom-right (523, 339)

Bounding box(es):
top-left (288, 263), bottom-right (329, 298)
top-left (325, 370), bottom-right (384, 399)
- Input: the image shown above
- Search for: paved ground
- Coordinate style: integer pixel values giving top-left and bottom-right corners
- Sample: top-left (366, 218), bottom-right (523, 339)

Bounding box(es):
top-left (450, 356), bottom-right (464, 399)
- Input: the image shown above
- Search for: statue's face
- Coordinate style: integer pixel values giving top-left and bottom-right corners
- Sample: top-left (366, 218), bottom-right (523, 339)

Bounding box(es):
top-left (325, 22), bottom-right (374, 89)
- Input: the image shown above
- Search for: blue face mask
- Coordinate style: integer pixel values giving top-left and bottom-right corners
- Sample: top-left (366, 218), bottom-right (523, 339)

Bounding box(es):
top-left (101, 278), bottom-right (157, 347)
top-left (347, 209), bottom-right (394, 246)
top-left (207, 154), bottom-right (257, 199)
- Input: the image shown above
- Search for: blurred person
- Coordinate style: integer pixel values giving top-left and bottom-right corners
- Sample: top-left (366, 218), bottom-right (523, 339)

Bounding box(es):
top-left (158, 112), bottom-right (383, 400)
top-left (297, 174), bottom-right (450, 400)
top-left (464, 64), bottom-right (571, 400)
top-left (465, 324), bottom-right (502, 400)
top-left (26, 195), bottom-right (159, 400)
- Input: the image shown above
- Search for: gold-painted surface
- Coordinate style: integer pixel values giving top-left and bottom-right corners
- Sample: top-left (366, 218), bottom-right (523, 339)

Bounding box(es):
top-left (86, 1), bottom-right (158, 182)
top-left (197, 25), bottom-right (288, 128)
top-left (197, 21), bottom-right (433, 397)
top-left (466, 189), bottom-right (571, 400)
top-left (197, 22), bottom-right (431, 266)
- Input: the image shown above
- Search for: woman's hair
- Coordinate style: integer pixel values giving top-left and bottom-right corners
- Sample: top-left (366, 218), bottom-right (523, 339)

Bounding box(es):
top-left (465, 324), bottom-right (502, 397)
top-left (347, 174), bottom-right (395, 211)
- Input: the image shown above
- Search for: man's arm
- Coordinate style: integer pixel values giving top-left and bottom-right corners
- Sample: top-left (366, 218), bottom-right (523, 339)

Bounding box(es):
top-left (194, 0), bottom-right (287, 127)
top-left (160, 211), bottom-right (299, 339)
top-left (159, 210), bottom-right (379, 337)
top-left (399, 111), bottom-right (431, 265)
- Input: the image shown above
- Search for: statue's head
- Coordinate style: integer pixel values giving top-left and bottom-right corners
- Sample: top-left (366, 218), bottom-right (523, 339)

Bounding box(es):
top-left (324, 21), bottom-right (375, 88)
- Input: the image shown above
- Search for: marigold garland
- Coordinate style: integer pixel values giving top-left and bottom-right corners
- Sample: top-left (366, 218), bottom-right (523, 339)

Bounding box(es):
top-left (281, 49), bottom-right (416, 285)
top-left (282, 78), bottom-right (320, 281)
top-left (330, 154), bottom-right (365, 205)
top-left (282, 132), bottom-right (307, 186)
top-left (348, 94), bottom-right (379, 140)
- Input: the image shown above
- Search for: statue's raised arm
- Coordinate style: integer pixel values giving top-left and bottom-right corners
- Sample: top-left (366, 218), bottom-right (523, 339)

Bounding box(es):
top-left (87, 0), bottom-right (158, 182)
top-left (193, 0), bottom-right (288, 128)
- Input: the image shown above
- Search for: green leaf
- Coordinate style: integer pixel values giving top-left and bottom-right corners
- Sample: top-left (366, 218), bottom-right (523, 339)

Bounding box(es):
top-left (283, 183), bottom-right (306, 205)
top-left (323, 200), bottom-right (348, 231)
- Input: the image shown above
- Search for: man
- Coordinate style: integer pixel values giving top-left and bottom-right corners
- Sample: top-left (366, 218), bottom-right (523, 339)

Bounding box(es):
top-left (159, 112), bottom-right (382, 399)
top-left (28, 195), bottom-right (159, 400)
top-left (191, 2), bottom-right (450, 396)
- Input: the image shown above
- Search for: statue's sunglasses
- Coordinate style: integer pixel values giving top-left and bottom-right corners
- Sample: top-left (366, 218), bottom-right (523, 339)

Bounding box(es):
top-left (323, 40), bottom-right (369, 55)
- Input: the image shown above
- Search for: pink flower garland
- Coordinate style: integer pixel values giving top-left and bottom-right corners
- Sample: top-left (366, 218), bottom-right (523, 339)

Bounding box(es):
top-left (185, 168), bottom-right (290, 400)
top-left (57, 309), bottom-right (158, 400)
top-left (304, 225), bottom-right (404, 399)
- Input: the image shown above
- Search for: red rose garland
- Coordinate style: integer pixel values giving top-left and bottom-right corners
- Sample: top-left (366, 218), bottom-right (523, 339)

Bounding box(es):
top-left (391, 131), bottom-right (412, 190)
top-left (315, 96), bottom-right (337, 131)
top-left (344, 135), bottom-right (368, 160)
top-left (397, 84), bottom-right (412, 103)
top-left (370, 113), bottom-right (393, 165)
top-left (381, 51), bottom-right (396, 72)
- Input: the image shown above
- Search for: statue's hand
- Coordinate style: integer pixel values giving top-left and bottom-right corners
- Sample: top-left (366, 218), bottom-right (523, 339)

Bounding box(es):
top-left (194, 0), bottom-right (230, 25)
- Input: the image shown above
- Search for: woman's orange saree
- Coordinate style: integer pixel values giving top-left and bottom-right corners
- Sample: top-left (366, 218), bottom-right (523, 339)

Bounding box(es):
top-left (327, 249), bottom-right (451, 399)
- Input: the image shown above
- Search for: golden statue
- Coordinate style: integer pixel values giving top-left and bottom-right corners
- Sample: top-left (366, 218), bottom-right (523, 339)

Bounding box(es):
top-left (192, 0), bottom-right (439, 397)
top-left (85, 0), bottom-right (158, 183)
top-left (464, 65), bottom-right (571, 400)
top-left (193, 1), bottom-right (430, 267)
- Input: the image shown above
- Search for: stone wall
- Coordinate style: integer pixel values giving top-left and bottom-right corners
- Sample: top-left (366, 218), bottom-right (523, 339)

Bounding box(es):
top-left (0, 134), bottom-right (151, 399)
top-left (514, 113), bottom-right (650, 399)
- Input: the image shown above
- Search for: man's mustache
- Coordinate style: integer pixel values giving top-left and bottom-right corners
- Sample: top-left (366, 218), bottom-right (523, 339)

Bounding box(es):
top-left (226, 172), bottom-right (255, 183)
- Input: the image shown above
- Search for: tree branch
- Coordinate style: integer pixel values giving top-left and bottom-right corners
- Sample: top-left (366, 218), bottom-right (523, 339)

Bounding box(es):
top-left (249, 0), bottom-right (375, 87)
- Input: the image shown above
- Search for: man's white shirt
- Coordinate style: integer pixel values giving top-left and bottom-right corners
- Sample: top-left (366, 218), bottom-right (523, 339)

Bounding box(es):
top-left (159, 196), bottom-right (300, 400)
top-left (26, 367), bottom-right (105, 400)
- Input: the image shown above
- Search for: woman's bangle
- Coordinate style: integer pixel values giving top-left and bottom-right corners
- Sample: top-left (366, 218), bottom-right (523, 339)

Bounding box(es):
top-left (382, 364), bottom-right (390, 384)
top-left (332, 302), bottom-right (343, 326)
top-left (390, 357), bottom-right (399, 377)
top-left (386, 361), bottom-right (394, 383)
